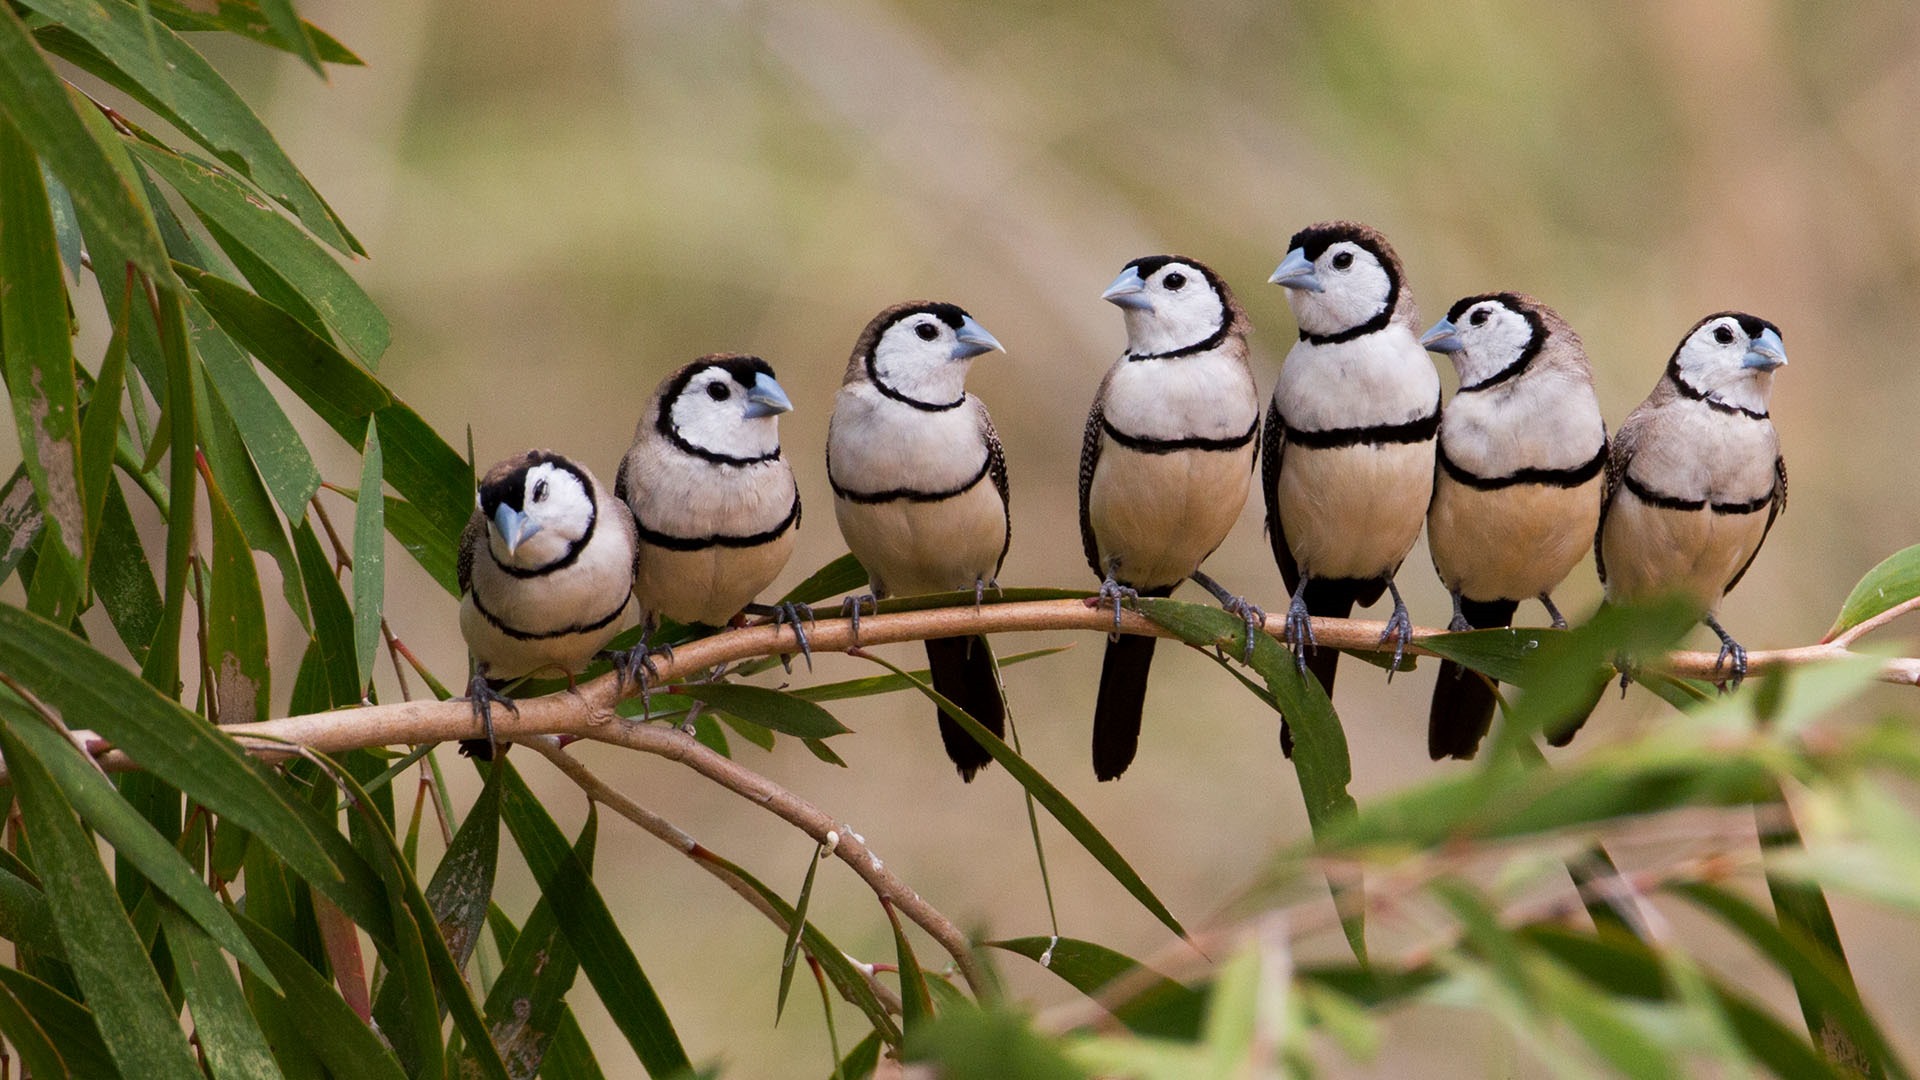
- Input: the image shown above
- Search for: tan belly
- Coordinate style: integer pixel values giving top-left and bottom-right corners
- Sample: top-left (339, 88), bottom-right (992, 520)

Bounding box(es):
top-left (459, 593), bottom-right (631, 682)
top-left (834, 482), bottom-right (1006, 598)
top-left (1088, 442), bottom-right (1253, 588)
top-left (1600, 495), bottom-right (1768, 609)
top-left (1276, 442), bottom-right (1432, 580)
top-left (1428, 475), bottom-right (1601, 601)
top-left (634, 528), bottom-right (797, 626)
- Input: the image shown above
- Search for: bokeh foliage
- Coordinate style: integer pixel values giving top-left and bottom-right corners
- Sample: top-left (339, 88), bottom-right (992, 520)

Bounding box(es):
top-left (1, 2), bottom-right (1919, 1078)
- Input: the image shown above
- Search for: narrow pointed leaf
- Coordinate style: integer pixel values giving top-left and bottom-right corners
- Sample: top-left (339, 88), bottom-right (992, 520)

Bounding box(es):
top-left (190, 294), bottom-right (322, 517)
top-left (257, 0), bottom-right (323, 74)
top-left (498, 762), bottom-right (692, 1076)
top-left (0, 980), bottom-right (69, 1080)
top-left (140, 280), bottom-right (199, 697)
top-left (989, 937), bottom-right (1206, 1039)
top-left (0, 7), bottom-right (168, 275)
top-left (781, 552), bottom-right (869, 605)
top-left (472, 819), bottom-right (592, 1078)
top-left (856, 650), bottom-right (1187, 942)
top-left (292, 518), bottom-right (361, 705)
top-left (681, 683), bottom-right (850, 740)
top-left (159, 905), bottom-right (283, 1080)
top-left (424, 754), bottom-right (502, 972)
top-left (92, 480), bottom-right (163, 660)
top-left (1828, 543), bottom-right (1920, 641)
top-left (353, 415), bottom-right (384, 694)
top-left (0, 721), bottom-right (202, 1078)
top-left (0, 967), bottom-right (119, 1076)
top-left (198, 453), bottom-right (272, 724)
top-left (79, 306), bottom-right (130, 568)
top-left (195, 353), bottom-right (310, 624)
top-left (885, 901), bottom-right (935, 1033)
top-left (776, 844), bottom-right (826, 1022)
top-left (370, 400), bottom-right (474, 553)
top-left (235, 913), bottom-right (408, 1080)
top-left (792, 647), bottom-right (1069, 704)
top-left (144, 0), bottom-right (362, 65)
top-left (385, 494), bottom-right (461, 594)
top-left (0, 466), bottom-right (43, 586)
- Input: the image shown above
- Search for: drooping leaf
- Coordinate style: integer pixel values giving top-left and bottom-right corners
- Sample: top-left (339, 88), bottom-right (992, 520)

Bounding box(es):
top-left (369, 400), bottom-right (474, 557)
top-left (255, 0), bottom-right (323, 74)
top-left (989, 937), bottom-right (1206, 1040)
top-left (472, 818), bottom-right (592, 1078)
top-left (498, 762), bottom-right (693, 1076)
top-left (1827, 543), bottom-right (1920, 642)
top-left (0, 6), bottom-right (168, 276)
top-left (78, 297), bottom-right (130, 570)
top-left (0, 967), bottom-right (120, 1077)
top-left (424, 757), bottom-right (502, 972)
top-left (353, 415), bottom-right (384, 696)
top-left (0, 979), bottom-right (70, 1080)
top-left (20, 0), bottom-right (360, 254)
top-left (0, 466), bottom-right (44, 586)
top-left (0, 721), bottom-right (202, 1079)
top-left (680, 683), bottom-right (851, 740)
top-left (776, 843), bottom-right (826, 1023)
top-left (139, 279), bottom-right (200, 699)
top-left (791, 646), bottom-right (1069, 704)
top-left (385, 494), bottom-right (461, 595)
top-left (197, 452), bottom-right (272, 724)
top-left (903, 1008), bottom-right (1088, 1080)
top-left (885, 901), bottom-right (936, 1034)
top-left (159, 905), bottom-right (283, 1080)
top-left (235, 913), bottom-right (408, 1080)
top-left (856, 650), bottom-right (1187, 944)
top-left (194, 353), bottom-right (311, 625)
top-left (142, 0), bottom-right (362, 65)
top-left (290, 517), bottom-right (361, 706)
top-left (92, 465), bottom-right (164, 661)
top-left (780, 552), bottom-right (869, 605)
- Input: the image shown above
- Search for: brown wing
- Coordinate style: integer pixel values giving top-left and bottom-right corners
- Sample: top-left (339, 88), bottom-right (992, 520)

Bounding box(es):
top-left (1078, 387), bottom-right (1107, 581)
top-left (1259, 395), bottom-right (1299, 594)
top-left (980, 405), bottom-right (1011, 577)
top-left (1723, 455), bottom-right (1786, 595)
top-left (1594, 401), bottom-right (1652, 586)
top-left (456, 508), bottom-right (486, 596)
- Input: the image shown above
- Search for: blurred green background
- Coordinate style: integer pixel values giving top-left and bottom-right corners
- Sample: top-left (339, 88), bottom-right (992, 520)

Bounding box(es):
top-left (21, 0), bottom-right (1920, 1073)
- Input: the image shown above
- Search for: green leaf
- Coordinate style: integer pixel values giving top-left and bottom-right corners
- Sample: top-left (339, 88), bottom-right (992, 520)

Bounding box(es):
top-left (194, 351), bottom-right (310, 626)
top-left (833, 1030), bottom-right (883, 1080)
top-left (0, 850), bottom-right (62, 958)
top-left (0, 720), bottom-right (202, 1079)
top-left (0, 979), bottom-right (70, 1080)
top-left (21, 0), bottom-right (360, 254)
top-left (498, 762), bottom-right (692, 1076)
top-left (385, 494), bottom-right (461, 595)
top-left (776, 844), bottom-right (826, 1023)
top-left (189, 294), bottom-right (322, 518)
top-left (79, 300), bottom-right (130, 570)
top-left (0, 967), bottom-right (120, 1077)
top-left (1828, 543), bottom-right (1920, 641)
top-left (856, 650), bottom-right (1188, 943)
top-left (0, 7), bottom-right (168, 276)
top-left (424, 757), bottom-right (502, 971)
top-left (128, 141), bottom-right (386, 362)
top-left (0, 604), bottom-right (388, 932)
top-left (0, 113), bottom-right (86, 625)
top-left (904, 1008), bottom-right (1088, 1080)
top-left (353, 415), bottom-right (384, 695)
top-left (1137, 598), bottom-right (1361, 956)
top-left (885, 901), bottom-right (936, 1034)
top-left (256, 0), bottom-right (323, 74)
top-left (989, 937), bottom-right (1206, 1040)
top-left (143, 0), bottom-right (362, 66)
top-left (369, 400), bottom-right (474, 556)
top-left (0, 694), bottom-right (276, 988)
top-left (91, 480), bottom-right (163, 660)
top-left (140, 280), bottom-right (200, 698)
top-left (0, 466), bottom-right (44, 586)
top-left (290, 518), bottom-right (362, 705)
top-left (198, 452), bottom-right (273, 723)
top-left (159, 905), bottom-right (283, 1080)
top-left (781, 552), bottom-right (869, 605)
top-left (473, 819), bottom-right (593, 1078)
top-left (235, 913), bottom-right (409, 1080)
top-left (680, 683), bottom-right (851, 740)
top-left (792, 647), bottom-right (1070, 704)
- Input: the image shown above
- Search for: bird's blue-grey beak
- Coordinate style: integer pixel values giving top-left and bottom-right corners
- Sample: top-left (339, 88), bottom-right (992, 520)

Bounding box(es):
top-left (951, 315), bottom-right (1005, 360)
top-left (1419, 318), bottom-right (1465, 355)
top-left (742, 372), bottom-right (795, 418)
top-left (492, 503), bottom-right (540, 556)
top-left (1269, 248), bottom-right (1323, 293)
top-left (1742, 327), bottom-right (1787, 371)
top-left (1101, 268), bottom-right (1153, 310)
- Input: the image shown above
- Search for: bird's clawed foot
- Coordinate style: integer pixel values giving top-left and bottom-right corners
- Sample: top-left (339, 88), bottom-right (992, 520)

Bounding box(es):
top-left (1379, 581), bottom-right (1413, 680)
top-left (1540, 592), bottom-right (1569, 631)
top-left (1189, 570), bottom-right (1264, 665)
top-left (461, 668), bottom-right (518, 761)
top-left (1447, 591), bottom-right (1471, 634)
top-left (1282, 584), bottom-right (1316, 674)
top-left (611, 638), bottom-right (672, 716)
top-left (1092, 574), bottom-right (1139, 633)
top-left (749, 601), bottom-right (816, 673)
top-left (1705, 615), bottom-right (1747, 692)
top-left (1612, 652), bottom-right (1634, 697)
top-left (973, 577), bottom-right (1002, 612)
top-left (840, 594), bottom-right (878, 647)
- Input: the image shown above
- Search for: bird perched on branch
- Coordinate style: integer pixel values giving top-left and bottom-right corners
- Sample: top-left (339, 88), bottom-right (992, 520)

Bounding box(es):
top-left (457, 449), bottom-right (638, 759)
top-left (1569, 312), bottom-right (1789, 743)
top-left (1080, 255), bottom-right (1263, 781)
top-left (1421, 294), bottom-right (1607, 760)
top-left (616, 355), bottom-right (806, 697)
top-left (828, 301), bottom-right (1010, 780)
top-left (1264, 221), bottom-right (1438, 755)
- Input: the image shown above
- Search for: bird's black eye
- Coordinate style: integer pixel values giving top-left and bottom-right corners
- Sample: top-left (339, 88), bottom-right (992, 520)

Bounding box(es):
top-left (1162, 271), bottom-right (1186, 290)
top-left (707, 382), bottom-right (730, 401)
top-left (915, 321), bottom-right (939, 341)
top-left (1468, 308), bottom-right (1489, 327)
top-left (1713, 325), bottom-right (1735, 345)
top-left (532, 479), bottom-right (549, 503)
top-left (1331, 251), bottom-right (1354, 271)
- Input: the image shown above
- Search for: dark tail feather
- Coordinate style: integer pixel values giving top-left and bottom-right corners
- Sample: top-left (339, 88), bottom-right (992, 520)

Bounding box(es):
top-left (1093, 633), bottom-right (1157, 781)
top-left (1280, 583), bottom-right (1360, 759)
top-left (926, 635), bottom-right (1004, 782)
top-left (1427, 598), bottom-right (1520, 761)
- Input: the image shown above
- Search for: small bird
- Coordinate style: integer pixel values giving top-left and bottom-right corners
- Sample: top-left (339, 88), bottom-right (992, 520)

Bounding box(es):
top-left (1080, 255), bottom-right (1263, 781)
top-left (616, 355), bottom-right (805, 691)
top-left (458, 449), bottom-right (638, 759)
top-left (1265, 222), bottom-right (1438, 754)
top-left (1421, 293), bottom-right (1608, 760)
top-left (827, 301), bottom-right (1009, 780)
top-left (1577, 312), bottom-right (1788, 742)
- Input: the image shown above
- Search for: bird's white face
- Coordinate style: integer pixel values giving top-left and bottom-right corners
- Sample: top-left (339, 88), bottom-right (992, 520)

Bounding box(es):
top-left (485, 460), bottom-right (593, 567)
top-left (667, 363), bottom-right (790, 460)
top-left (1672, 315), bottom-right (1787, 414)
top-left (870, 307), bottom-right (1002, 406)
top-left (1276, 240), bottom-right (1394, 338)
top-left (1436, 298), bottom-right (1538, 387)
top-left (1105, 259), bottom-right (1227, 356)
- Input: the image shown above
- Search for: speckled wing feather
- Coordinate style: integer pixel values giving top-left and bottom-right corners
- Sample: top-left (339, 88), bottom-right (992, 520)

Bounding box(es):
top-left (1077, 382), bottom-right (1108, 581)
top-left (457, 509), bottom-right (485, 596)
top-left (981, 406), bottom-right (1011, 576)
top-left (1594, 400), bottom-right (1654, 586)
top-left (1258, 396), bottom-right (1299, 595)
top-left (1724, 455), bottom-right (1787, 594)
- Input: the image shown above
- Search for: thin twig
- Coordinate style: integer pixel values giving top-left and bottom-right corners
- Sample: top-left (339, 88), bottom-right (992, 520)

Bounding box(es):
top-left (528, 737), bottom-right (906, 1015)
top-left (1826, 594), bottom-right (1920, 648)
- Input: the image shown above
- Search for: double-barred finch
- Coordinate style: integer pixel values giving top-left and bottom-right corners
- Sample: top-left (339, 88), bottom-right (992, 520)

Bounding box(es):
top-left (1264, 222), bottom-right (1438, 755)
top-left (1421, 294), bottom-right (1607, 760)
top-left (616, 355), bottom-right (805, 689)
top-left (827, 302), bottom-right (1009, 781)
top-left (1081, 256), bottom-right (1262, 782)
top-left (457, 450), bottom-right (638, 759)
top-left (1569, 313), bottom-right (1788, 744)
